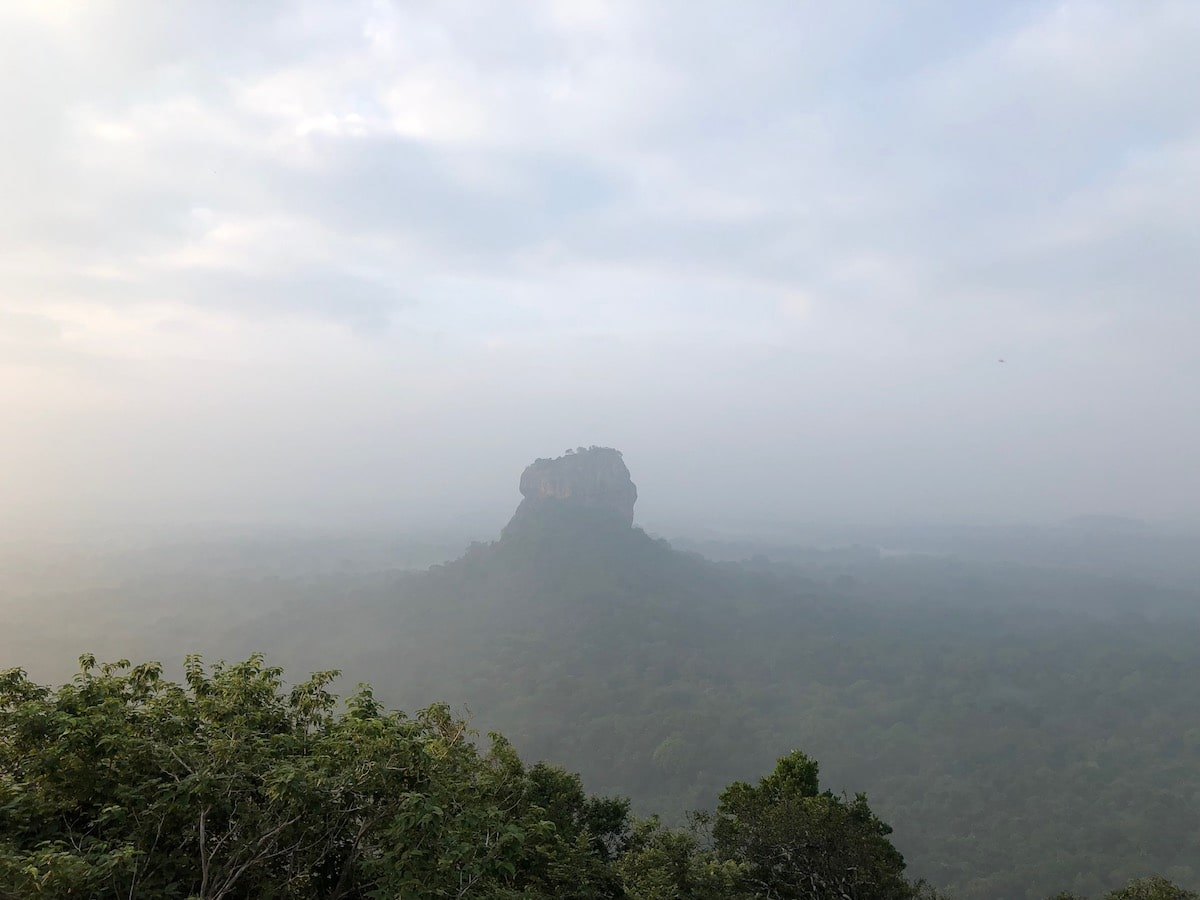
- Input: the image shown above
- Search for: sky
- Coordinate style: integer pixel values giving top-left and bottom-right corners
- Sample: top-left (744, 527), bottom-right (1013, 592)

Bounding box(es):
top-left (2, 0), bottom-right (1199, 537)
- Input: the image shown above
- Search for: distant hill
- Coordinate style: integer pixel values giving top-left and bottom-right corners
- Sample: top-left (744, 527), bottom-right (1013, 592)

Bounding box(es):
top-left (221, 449), bottom-right (1200, 900)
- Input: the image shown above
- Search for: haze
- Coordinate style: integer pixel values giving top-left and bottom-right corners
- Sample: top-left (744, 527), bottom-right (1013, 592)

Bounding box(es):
top-left (3, 0), bottom-right (1199, 539)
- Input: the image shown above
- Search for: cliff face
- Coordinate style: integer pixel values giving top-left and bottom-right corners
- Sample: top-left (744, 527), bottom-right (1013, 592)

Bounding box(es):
top-left (509, 447), bottom-right (638, 529)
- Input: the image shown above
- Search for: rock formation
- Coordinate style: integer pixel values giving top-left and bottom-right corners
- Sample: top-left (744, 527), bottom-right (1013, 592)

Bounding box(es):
top-left (507, 446), bottom-right (638, 530)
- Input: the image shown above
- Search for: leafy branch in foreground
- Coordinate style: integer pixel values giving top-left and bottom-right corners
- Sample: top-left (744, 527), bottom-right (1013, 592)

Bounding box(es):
top-left (1, 654), bottom-right (1192, 900)
top-left (0, 654), bottom-right (625, 899)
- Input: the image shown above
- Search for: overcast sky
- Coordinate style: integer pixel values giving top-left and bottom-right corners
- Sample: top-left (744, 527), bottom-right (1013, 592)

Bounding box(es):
top-left (2, 0), bottom-right (1198, 536)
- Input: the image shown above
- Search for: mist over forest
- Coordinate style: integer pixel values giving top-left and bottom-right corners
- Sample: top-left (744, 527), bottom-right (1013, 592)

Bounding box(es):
top-left (4, 1), bottom-right (1200, 898)
top-left (4, 448), bottom-right (1200, 898)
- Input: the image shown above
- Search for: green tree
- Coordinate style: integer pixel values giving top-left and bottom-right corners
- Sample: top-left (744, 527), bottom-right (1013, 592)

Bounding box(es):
top-left (710, 750), bottom-right (913, 900)
top-left (1047, 876), bottom-right (1200, 900)
top-left (617, 816), bottom-right (746, 900)
top-left (0, 655), bottom-right (626, 899)
top-left (1105, 876), bottom-right (1199, 900)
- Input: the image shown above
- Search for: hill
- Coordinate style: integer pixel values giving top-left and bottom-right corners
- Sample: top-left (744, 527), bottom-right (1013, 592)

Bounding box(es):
top-left (214, 449), bottom-right (1200, 900)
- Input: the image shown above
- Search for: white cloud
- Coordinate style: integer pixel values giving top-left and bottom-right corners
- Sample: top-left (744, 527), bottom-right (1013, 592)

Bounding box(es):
top-left (2, 0), bottom-right (1199, 527)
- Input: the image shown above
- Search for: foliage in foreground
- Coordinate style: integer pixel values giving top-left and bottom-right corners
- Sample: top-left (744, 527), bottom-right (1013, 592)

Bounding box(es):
top-left (0, 655), bottom-right (1192, 900)
top-left (0, 654), bottom-right (629, 899)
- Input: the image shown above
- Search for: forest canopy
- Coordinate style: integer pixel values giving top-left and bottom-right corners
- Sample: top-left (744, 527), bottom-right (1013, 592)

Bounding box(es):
top-left (1, 655), bottom-right (1193, 900)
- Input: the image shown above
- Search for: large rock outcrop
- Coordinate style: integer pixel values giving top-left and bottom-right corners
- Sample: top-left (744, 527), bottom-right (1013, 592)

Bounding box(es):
top-left (507, 446), bottom-right (637, 530)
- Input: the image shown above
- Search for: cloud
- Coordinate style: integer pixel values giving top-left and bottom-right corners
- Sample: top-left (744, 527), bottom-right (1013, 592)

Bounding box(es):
top-left (2, 0), bottom-right (1199, 529)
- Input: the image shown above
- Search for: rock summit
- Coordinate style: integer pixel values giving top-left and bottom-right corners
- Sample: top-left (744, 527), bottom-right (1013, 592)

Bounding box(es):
top-left (509, 446), bottom-right (638, 529)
